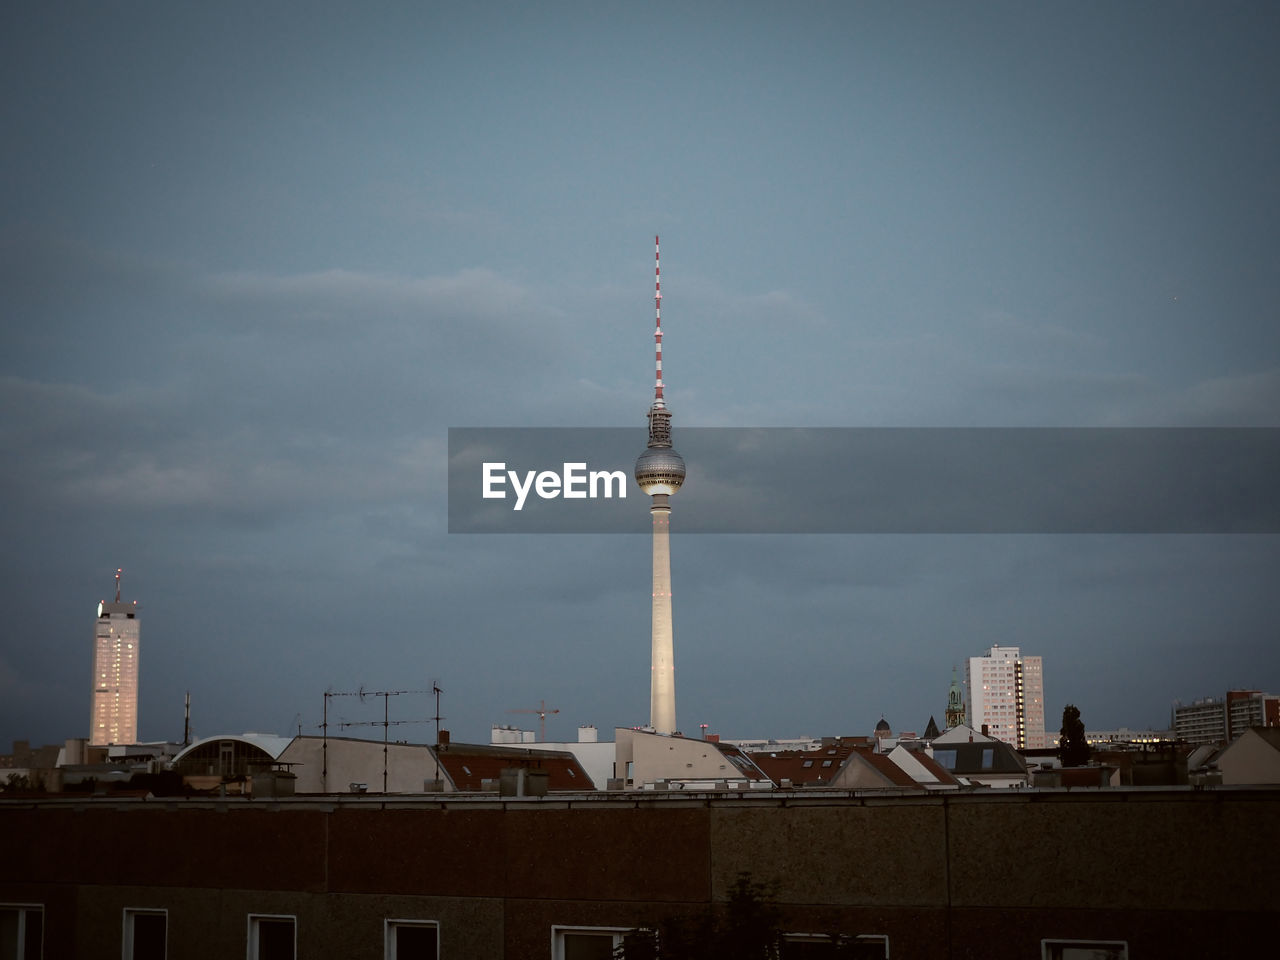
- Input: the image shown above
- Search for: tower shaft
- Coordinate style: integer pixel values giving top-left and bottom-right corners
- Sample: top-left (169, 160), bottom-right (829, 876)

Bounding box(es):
top-left (649, 495), bottom-right (676, 734)
top-left (635, 235), bottom-right (685, 737)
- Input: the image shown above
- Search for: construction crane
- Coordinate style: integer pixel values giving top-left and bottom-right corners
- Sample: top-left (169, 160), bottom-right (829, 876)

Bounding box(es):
top-left (507, 700), bottom-right (560, 742)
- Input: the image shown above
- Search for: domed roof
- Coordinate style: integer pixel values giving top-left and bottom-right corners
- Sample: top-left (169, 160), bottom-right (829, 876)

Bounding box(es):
top-left (635, 445), bottom-right (686, 495)
top-left (874, 717), bottom-right (891, 734)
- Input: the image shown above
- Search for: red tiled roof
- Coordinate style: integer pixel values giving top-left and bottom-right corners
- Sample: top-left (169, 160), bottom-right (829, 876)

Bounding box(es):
top-left (434, 743), bottom-right (593, 791)
top-left (750, 753), bottom-right (835, 786)
top-left (911, 751), bottom-right (961, 785)
top-left (748, 739), bottom-right (862, 786)
top-left (748, 739), bottom-right (916, 788)
top-left (859, 752), bottom-right (920, 788)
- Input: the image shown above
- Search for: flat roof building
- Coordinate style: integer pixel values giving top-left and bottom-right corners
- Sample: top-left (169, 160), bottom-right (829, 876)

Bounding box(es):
top-left (1173, 690), bottom-right (1280, 745)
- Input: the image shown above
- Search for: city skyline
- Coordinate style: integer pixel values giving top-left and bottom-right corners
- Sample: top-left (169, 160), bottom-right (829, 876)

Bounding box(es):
top-left (2, 4), bottom-right (1278, 747)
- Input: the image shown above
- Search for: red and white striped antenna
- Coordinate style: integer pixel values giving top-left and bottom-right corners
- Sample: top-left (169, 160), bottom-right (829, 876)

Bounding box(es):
top-left (653, 235), bottom-right (664, 407)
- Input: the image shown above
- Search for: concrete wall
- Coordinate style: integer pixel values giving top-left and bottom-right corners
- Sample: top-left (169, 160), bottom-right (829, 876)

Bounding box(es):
top-left (616, 728), bottom-right (747, 785)
top-left (2, 789), bottom-right (1277, 958)
top-left (280, 737), bottom-right (452, 794)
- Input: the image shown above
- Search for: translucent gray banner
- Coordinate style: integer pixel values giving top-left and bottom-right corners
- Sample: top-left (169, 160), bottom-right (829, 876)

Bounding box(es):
top-left (447, 428), bottom-right (1280, 533)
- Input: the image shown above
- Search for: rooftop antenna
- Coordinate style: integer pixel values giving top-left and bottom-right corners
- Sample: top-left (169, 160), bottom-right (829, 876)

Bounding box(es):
top-left (432, 680), bottom-right (444, 785)
top-left (114, 568), bottom-right (122, 603)
top-left (183, 691), bottom-right (191, 746)
top-left (321, 687), bottom-right (362, 793)
top-left (331, 687), bottom-right (433, 793)
top-left (432, 681), bottom-right (444, 746)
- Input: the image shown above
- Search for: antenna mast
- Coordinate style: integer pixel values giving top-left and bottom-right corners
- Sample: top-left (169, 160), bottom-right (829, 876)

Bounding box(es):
top-left (325, 687), bottom-right (433, 793)
top-left (654, 234), bottom-right (664, 406)
top-left (114, 568), bottom-right (122, 603)
top-left (433, 681), bottom-right (444, 746)
top-left (432, 680), bottom-right (444, 785)
top-left (647, 236), bottom-right (673, 447)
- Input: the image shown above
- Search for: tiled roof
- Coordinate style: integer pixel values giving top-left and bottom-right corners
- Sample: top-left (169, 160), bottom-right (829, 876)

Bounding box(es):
top-left (434, 743), bottom-right (592, 791)
top-left (748, 738), bottom-right (866, 786)
top-left (712, 743), bottom-right (771, 781)
top-left (931, 741), bottom-right (1027, 775)
top-left (910, 751), bottom-right (962, 785)
top-left (749, 739), bottom-right (925, 788)
top-left (860, 751), bottom-right (920, 787)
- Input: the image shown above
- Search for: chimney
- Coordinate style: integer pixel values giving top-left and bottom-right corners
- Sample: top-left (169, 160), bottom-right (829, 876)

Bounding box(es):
top-left (438, 730), bottom-right (450, 748)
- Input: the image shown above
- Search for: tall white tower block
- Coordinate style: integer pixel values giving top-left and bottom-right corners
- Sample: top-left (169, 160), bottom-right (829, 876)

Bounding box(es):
top-left (965, 645), bottom-right (1046, 749)
top-left (90, 568), bottom-right (140, 745)
top-left (634, 236), bottom-right (686, 735)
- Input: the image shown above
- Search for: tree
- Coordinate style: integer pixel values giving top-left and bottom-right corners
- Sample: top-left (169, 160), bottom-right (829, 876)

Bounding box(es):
top-left (614, 873), bottom-right (781, 959)
top-left (1058, 703), bottom-right (1091, 767)
top-left (721, 873), bottom-right (781, 959)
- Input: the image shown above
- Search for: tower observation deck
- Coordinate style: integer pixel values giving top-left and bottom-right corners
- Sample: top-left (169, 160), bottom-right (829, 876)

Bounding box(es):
top-left (634, 236), bottom-right (685, 735)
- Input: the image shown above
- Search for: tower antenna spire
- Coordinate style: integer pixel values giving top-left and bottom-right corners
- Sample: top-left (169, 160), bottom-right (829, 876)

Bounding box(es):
top-left (654, 234), bottom-right (664, 407)
top-left (114, 568), bottom-right (122, 603)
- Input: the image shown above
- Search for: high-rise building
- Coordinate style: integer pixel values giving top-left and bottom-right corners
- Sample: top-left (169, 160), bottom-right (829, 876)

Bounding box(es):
top-left (634, 236), bottom-right (685, 735)
top-left (1227, 689), bottom-right (1280, 738)
top-left (1172, 690), bottom-right (1280, 745)
top-left (965, 645), bottom-right (1046, 749)
top-left (90, 568), bottom-right (140, 745)
top-left (1171, 697), bottom-right (1227, 744)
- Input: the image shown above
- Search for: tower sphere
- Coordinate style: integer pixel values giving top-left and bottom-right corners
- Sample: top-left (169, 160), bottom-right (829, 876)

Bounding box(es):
top-left (635, 446), bottom-right (686, 496)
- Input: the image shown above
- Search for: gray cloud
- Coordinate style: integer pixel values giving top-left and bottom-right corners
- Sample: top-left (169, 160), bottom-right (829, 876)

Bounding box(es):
top-left (2, 3), bottom-right (1278, 750)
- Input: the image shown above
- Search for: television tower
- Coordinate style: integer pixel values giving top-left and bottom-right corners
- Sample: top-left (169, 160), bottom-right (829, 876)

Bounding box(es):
top-left (634, 235), bottom-right (686, 735)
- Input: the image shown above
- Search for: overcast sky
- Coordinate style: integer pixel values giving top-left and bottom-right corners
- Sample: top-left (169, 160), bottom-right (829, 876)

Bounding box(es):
top-left (3, 2), bottom-right (1278, 749)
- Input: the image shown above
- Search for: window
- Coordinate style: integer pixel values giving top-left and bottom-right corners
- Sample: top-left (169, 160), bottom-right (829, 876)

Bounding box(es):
top-left (782, 933), bottom-right (888, 958)
top-left (1041, 940), bottom-right (1128, 960)
top-left (247, 915), bottom-right (295, 960)
top-left (385, 920), bottom-right (438, 960)
top-left (0, 904), bottom-right (43, 960)
top-left (124, 909), bottom-right (166, 960)
top-left (552, 926), bottom-right (628, 960)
